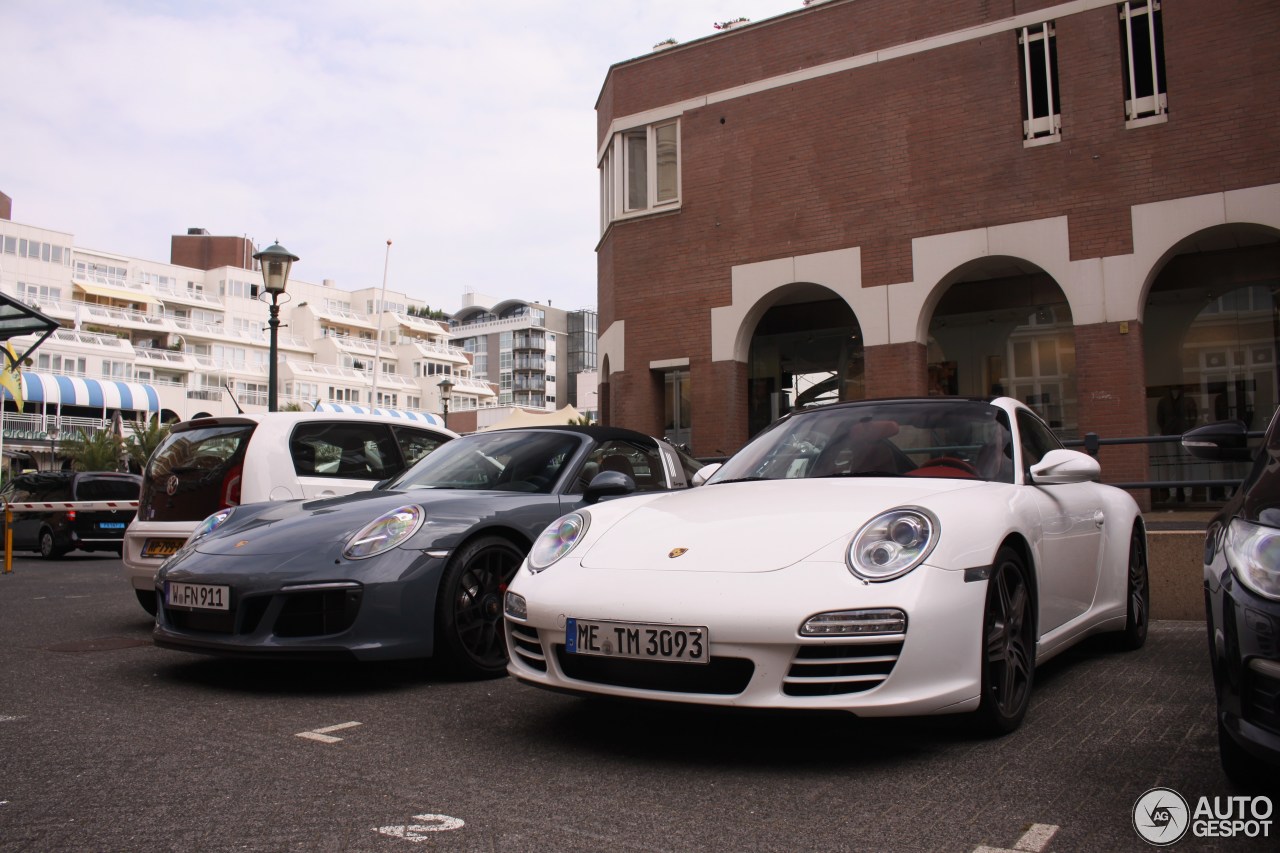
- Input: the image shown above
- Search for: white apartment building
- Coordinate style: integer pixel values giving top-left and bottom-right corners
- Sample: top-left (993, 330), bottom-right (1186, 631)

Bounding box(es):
top-left (0, 215), bottom-right (503, 470)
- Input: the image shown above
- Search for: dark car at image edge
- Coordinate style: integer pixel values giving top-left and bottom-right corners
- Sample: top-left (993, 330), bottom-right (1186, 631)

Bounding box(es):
top-left (1, 470), bottom-right (143, 558)
top-left (1184, 411), bottom-right (1280, 789)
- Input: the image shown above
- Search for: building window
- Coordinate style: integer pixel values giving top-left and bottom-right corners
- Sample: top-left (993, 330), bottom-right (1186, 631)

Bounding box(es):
top-left (601, 118), bottom-right (680, 227)
top-left (1019, 22), bottom-right (1061, 145)
top-left (1119, 1), bottom-right (1167, 125)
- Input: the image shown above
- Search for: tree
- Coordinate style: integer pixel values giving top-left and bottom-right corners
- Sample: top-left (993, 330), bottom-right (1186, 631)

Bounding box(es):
top-left (124, 417), bottom-right (171, 473)
top-left (60, 428), bottom-right (125, 472)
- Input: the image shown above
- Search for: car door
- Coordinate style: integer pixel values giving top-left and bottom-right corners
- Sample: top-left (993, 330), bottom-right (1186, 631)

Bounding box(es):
top-left (1018, 410), bottom-right (1105, 633)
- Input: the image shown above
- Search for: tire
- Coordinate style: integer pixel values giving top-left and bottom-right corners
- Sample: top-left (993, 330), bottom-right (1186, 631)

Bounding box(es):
top-left (39, 529), bottom-right (67, 560)
top-left (136, 589), bottom-right (158, 617)
top-left (1115, 526), bottom-right (1149, 651)
top-left (973, 546), bottom-right (1036, 735)
top-left (434, 535), bottom-right (525, 679)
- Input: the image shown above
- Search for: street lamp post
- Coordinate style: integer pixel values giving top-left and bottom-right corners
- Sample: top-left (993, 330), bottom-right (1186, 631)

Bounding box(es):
top-left (253, 241), bottom-right (299, 412)
top-left (438, 376), bottom-right (455, 429)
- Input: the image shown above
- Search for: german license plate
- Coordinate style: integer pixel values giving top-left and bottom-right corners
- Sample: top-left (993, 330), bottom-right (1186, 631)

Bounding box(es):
top-left (166, 581), bottom-right (230, 611)
top-left (565, 618), bottom-right (708, 664)
top-left (142, 538), bottom-right (186, 558)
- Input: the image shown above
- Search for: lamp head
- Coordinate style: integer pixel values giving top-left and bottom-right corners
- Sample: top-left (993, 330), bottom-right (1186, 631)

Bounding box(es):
top-left (253, 241), bottom-right (299, 295)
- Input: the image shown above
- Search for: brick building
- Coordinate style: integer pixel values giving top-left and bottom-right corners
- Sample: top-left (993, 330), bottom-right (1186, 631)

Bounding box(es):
top-left (595, 0), bottom-right (1280, 503)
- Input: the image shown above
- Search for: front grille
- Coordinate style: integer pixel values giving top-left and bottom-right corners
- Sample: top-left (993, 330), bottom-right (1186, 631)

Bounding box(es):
top-left (508, 624), bottom-right (547, 672)
top-left (554, 646), bottom-right (754, 695)
top-left (274, 589), bottom-right (362, 637)
top-left (1243, 664), bottom-right (1280, 735)
top-left (783, 640), bottom-right (903, 697)
top-left (167, 609), bottom-right (236, 634)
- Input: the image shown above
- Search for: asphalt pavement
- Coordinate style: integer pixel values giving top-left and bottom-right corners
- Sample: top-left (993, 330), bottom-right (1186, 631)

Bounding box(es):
top-left (0, 553), bottom-right (1274, 852)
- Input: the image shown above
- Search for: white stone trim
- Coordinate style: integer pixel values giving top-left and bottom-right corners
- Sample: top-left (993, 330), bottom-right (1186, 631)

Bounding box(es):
top-left (599, 319), bottom-right (625, 375)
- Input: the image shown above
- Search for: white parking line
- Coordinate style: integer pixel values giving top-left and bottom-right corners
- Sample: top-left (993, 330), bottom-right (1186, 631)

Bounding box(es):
top-left (973, 823), bottom-right (1060, 853)
top-left (295, 721), bottom-right (362, 743)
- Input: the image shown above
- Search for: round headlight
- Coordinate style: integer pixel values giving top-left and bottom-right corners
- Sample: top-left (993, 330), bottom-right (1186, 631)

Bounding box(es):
top-left (848, 508), bottom-right (937, 581)
top-left (528, 512), bottom-right (589, 572)
top-left (189, 508), bottom-right (234, 544)
top-left (343, 505), bottom-right (425, 560)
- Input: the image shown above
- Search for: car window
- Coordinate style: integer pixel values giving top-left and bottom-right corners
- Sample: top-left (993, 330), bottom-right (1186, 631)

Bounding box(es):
top-left (1017, 409), bottom-right (1064, 472)
top-left (395, 431), bottom-right (582, 493)
top-left (290, 422), bottom-right (403, 481)
top-left (393, 426), bottom-right (449, 468)
top-left (75, 477), bottom-right (141, 501)
top-left (572, 440), bottom-right (666, 493)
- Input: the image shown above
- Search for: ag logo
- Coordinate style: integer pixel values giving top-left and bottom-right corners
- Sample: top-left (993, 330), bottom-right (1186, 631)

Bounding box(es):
top-left (1133, 787), bottom-right (1190, 846)
top-left (668, 547), bottom-right (688, 558)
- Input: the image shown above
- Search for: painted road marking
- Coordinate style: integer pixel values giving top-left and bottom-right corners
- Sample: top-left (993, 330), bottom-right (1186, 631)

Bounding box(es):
top-left (295, 721), bottom-right (362, 743)
top-left (973, 823), bottom-right (1060, 853)
top-left (374, 813), bottom-right (465, 841)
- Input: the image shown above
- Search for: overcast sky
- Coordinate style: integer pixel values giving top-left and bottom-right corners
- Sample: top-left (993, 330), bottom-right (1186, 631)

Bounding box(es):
top-left (1, 0), bottom-right (803, 314)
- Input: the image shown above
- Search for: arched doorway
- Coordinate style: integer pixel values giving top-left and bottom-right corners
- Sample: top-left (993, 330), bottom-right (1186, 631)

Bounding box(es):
top-left (746, 285), bottom-right (863, 437)
top-left (1142, 224), bottom-right (1280, 504)
top-left (926, 258), bottom-right (1077, 437)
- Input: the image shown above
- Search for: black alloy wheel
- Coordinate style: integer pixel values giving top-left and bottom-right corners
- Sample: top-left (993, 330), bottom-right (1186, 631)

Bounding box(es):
top-left (435, 535), bottom-right (525, 679)
top-left (1116, 526), bottom-right (1150, 651)
top-left (975, 546), bottom-right (1036, 735)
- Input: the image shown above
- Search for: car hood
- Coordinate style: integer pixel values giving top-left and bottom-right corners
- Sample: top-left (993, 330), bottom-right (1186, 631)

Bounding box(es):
top-left (579, 477), bottom-right (987, 573)
top-left (189, 488), bottom-right (547, 557)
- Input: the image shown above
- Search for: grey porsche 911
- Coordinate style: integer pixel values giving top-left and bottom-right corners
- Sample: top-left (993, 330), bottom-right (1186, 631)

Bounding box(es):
top-left (153, 425), bottom-right (707, 678)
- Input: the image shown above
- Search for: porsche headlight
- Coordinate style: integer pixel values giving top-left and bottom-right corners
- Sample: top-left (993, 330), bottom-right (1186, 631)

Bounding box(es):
top-left (1225, 518), bottom-right (1280, 601)
top-left (528, 512), bottom-right (589, 572)
top-left (189, 508), bottom-right (235, 544)
top-left (343, 505), bottom-right (425, 560)
top-left (848, 507), bottom-right (937, 582)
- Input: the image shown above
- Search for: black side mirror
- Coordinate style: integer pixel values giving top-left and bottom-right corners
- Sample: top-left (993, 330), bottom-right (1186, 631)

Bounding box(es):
top-left (584, 470), bottom-right (635, 504)
top-left (1182, 420), bottom-right (1253, 463)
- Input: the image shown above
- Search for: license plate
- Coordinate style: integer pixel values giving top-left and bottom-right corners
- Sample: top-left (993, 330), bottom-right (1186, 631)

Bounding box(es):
top-left (565, 618), bottom-right (708, 664)
top-left (98, 522), bottom-right (126, 530)
top-left (142, 538), bottom-right (186, 558)
top-left (166, 581), bottom-right (230, 611)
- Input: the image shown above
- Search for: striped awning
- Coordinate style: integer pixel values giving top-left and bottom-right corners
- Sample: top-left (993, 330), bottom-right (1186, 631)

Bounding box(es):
top-left (312, 402), bottom-right (445, 428)
top-left (72, 279), bottom-right (162, 306)
top-left (10, 373), bottom-right (161, 412)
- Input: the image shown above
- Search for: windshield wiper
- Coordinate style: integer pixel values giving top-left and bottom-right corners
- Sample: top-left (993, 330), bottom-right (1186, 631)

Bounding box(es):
top-left (816, 471), bottom-right (900, 478)
top-left (709, 477), bottom-right (769, 484)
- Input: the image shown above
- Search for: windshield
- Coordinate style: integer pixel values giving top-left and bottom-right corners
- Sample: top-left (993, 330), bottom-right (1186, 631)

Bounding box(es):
top-left (709, 400), bottom-right (1015, 484)
top-left (390, 430), bottom-right (584, 493)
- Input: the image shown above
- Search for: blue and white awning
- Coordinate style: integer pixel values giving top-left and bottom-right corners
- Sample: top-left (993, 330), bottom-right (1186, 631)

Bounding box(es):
top-left (10, 372), bottom-right (161, 412)
top-left (312, 402), bottom-right (445, 428)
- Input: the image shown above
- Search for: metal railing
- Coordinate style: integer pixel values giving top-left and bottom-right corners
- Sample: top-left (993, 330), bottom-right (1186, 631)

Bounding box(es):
top-left (1063, 431), bottom-right (1262, 492)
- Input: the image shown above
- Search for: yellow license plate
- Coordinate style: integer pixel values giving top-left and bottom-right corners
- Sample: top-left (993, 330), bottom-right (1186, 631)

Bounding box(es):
top-left (141, 538), bottom-right (186, 558)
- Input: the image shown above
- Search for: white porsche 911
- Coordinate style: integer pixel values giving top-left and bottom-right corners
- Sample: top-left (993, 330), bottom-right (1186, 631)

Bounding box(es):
top-left (504, 397), bottom-right (1148, 734)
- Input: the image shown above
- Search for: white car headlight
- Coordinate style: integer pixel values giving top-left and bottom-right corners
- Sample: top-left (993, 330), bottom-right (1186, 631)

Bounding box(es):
top-left (528, 512), bottom-right (589, 572)
top-left (343, 505), bottom-right (425, 560)
top-left (1225, 518), bottom-right (1280, 601)
top-left (848, 507), bottom-right (938, 582)
top-left (189, 508), bottom-right (235, 544)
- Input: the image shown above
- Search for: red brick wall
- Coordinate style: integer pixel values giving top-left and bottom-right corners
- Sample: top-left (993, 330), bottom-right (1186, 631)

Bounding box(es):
top-left (865, 343), bottom-right (929, 399)
top-left (1074, 320), bottom-right (1151, 507)
top-left (170, 235), bottom-right (255, 272)
top-left (597, 0), bottom-right (1280, 455)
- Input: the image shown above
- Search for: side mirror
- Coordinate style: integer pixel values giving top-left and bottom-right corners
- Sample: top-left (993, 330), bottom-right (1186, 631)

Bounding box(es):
top-left (584, 470), bottom-right (635, 504)
top-left (1029, 449), bottom-right (1101, 485)
top-left (691, 463), bottom-right (721, 487)
top-left (1182, 420), bottom-right (1253, 463)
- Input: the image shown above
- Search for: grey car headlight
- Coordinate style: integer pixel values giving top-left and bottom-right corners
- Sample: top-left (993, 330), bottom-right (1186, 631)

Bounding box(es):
top-left (528, 512), bottom-right (589, 572)
top-left (1225, 518), bottom-right (1280, 601)
top-left (847, 507), bottom-right (938, 582)
top-left (343, 505), bottom-right (425, 560)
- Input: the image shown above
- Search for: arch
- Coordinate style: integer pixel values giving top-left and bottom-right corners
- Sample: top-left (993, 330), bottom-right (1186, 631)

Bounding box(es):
top-left (924, 256), bottom-right (1077, 434)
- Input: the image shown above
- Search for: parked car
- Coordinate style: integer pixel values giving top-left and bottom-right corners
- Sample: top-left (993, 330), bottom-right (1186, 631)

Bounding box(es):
top-left (1183, 410), bottom-right (1280, 786)
top-left (123, 412), bottom-right (456, 615)
top-left (505, 397), bottom-right (1149, 734)
top-left (1, 470), bottom-right (143, 558)
top-left (152, 425), bottom-right (708, 677)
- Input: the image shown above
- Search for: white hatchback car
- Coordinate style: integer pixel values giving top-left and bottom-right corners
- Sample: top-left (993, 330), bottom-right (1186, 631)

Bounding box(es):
top-left (123, 411), bottom-right (456, 614)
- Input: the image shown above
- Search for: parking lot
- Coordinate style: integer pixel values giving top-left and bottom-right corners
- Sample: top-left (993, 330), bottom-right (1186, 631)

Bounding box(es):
top-left (0, 553), bottom-right (1271, 852)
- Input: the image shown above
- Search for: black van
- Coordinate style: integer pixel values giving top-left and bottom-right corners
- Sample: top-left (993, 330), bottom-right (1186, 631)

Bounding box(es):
top-left (0, 471), bottom-right (143, 558)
